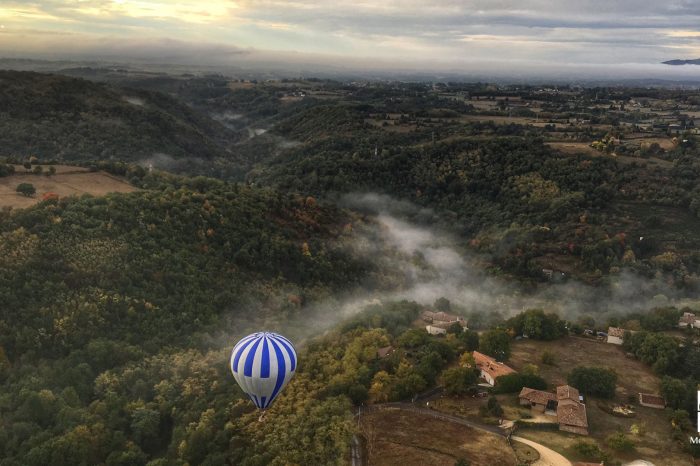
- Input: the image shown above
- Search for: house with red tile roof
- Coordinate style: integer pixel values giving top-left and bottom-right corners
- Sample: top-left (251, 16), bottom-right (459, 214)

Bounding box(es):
top-left (518, 384), bottom-right (589, 435)
top-left (472, 351), bottom-right (516, 386)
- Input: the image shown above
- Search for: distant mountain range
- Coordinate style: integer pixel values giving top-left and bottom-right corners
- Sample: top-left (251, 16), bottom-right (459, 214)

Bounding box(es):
top-left (663, 59), bottom-right (700, 65)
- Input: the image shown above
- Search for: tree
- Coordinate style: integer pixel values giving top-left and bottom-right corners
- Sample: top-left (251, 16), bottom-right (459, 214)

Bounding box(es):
top-left (567, 366), bottom-right (617, 398)
top-left (446, 322), bottom-right (464, 335)
top-left (479, 329), bottom-right (511, 361)
top-left (33, 165), bottom-right (43, 175)
top-left (130, 408), bottom-right (160, 452)
top-left (442, 367), bottom-right (478, 395)
top-left (458, 329), bottom-right (479, 351)
top-left (434, 297), bottom-right (451, 312)
top-left (480, 396), bottom-right (503, 417)
top-left (493, 373), bottom-right (547, 394)
top-left (16, 183), bottom-right (36, 197)
top-left (369, 371), bottom-right (392, 402)
top-left (47, 166), bottom-right (57, 176)
top-left (506, 309), bottom-right (567, 340)
top-left (660, 376), bottom-right (693, 410)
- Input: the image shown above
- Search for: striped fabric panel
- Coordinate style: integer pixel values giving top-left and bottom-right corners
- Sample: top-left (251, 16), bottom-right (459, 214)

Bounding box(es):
top-left (230, 332), bottom-right (297, 409)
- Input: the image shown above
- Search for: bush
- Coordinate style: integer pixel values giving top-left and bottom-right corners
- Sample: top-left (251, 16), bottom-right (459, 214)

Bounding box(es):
top-left (480, 396), bottom-right (503, 418)
top-left (606, 432), bottom-right (634, 451)
top-left (479, 329), bottom-right (511, 361)
top-left (572, 441), bottom-right (608, 462)
top-left (541, 350), bottom-right (556, 365)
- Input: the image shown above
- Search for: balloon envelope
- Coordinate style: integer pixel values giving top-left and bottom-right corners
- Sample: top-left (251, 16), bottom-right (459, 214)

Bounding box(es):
top-left (230, 332), bottom-right (297, 409)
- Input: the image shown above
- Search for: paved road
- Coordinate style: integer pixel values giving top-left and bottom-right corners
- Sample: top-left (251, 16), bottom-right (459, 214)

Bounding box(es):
top-left (512, 436), bottom-right (572, 466)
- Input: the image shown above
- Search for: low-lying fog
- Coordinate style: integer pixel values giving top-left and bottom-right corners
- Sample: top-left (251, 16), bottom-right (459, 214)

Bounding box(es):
top-left (230, 192), bottom-right (696, 340)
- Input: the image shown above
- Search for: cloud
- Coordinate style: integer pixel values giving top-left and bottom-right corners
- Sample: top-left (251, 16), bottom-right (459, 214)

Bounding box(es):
top-left (1, 1), bottom-right (699, 76)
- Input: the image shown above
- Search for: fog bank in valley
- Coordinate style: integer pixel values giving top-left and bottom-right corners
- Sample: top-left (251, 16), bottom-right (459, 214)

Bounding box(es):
top-left (227, 192), bottom-right (692, 341)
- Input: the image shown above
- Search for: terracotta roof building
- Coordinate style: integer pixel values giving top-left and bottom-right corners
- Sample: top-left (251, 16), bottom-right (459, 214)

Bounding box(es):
top-left (607, 326), bottom-right (626, 345)
top-left (557, 398), bottom-right (589, 435)
top-left (519, 384), bottom-right (588, 435)
top-left (472, 351), bottom-right (516, 386)
top-left (638, 393), bottom-right (665, 409)
top-left (377, 346), bottom-right (395, 359)
top-left (519, 387), bottom-right (557, 415)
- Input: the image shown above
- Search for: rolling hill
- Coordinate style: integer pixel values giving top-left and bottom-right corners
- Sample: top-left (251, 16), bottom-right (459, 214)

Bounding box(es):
top-left (0, 71), bottom-right (238, 168)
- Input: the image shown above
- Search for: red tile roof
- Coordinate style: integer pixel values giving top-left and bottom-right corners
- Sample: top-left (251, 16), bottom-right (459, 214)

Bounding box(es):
top-left (639, 393), bottom-right (665, 407)
top-left (557, 385), bottom-right (580, 401)
top-left (377, 346), bottom-right (394, 358)
top-left (557, 398), bottom-right (588, 428)
top-left (472, 351), bottom-right (516, 379)
top-left (519, 387), bottom-right (556, 405)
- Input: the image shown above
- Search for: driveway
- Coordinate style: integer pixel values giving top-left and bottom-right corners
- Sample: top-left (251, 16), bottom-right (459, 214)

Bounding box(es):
top-left (512, 436), bottom-right (572, 466)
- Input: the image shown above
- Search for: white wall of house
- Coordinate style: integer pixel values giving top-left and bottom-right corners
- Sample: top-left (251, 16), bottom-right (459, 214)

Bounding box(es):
top-left (480, 370), bottom-right (495, 386)
top-left (607, 335), bottom-right (623, 345)
top-left (426, 325), bottom-right (447, 335)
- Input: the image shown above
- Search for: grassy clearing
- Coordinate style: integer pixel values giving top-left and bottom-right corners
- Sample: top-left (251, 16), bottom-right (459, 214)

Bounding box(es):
top-left (0, 168), bottom-right (137, 209)
top-left (360, 408), bottom-right (517, 466)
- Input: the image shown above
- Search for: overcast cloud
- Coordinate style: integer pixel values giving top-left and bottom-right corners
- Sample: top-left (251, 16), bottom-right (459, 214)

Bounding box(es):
top-left (1, 1), bottom-right (699, 78)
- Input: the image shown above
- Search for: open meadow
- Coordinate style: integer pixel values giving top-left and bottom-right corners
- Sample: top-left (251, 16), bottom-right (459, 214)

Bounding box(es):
top-left (0, 165), bottom-right (137, 209)
top-left (360, 408), bottom-right (518, 466)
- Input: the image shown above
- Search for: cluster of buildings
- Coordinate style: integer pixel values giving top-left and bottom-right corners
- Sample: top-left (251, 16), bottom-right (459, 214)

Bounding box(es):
top-left (469, 351), bottom-right (590, 435)
top-left (519, 385), bottom-right (589, 435)
top-left (422, 310), bottom-right (468, 335)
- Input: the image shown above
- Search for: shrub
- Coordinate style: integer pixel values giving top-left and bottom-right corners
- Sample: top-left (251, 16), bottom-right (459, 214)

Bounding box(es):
top-left (541, 350), bottom-right (556, 365)
top-left (606, 432), bottom-right (634, 451)
top-left (572, 441), bottom-right (608, 462)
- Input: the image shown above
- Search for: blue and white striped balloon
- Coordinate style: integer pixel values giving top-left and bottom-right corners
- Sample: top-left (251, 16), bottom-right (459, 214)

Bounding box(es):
top-left (230, 332), bottom-right (297, 410)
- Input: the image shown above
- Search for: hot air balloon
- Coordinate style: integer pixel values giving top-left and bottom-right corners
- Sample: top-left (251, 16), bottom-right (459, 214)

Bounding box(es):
top-left (230, 332), bottom-right (297, 418)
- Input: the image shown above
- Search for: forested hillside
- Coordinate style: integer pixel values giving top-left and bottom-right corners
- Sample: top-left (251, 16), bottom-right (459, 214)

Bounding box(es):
top-left (0, 170), bottom-right (402, 465)
top-left (0, 71), bottom-right (236, 164)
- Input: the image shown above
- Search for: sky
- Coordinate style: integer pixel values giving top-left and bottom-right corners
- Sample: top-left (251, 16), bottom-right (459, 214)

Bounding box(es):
top-left (1, 1), bottom-right (700, 78)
